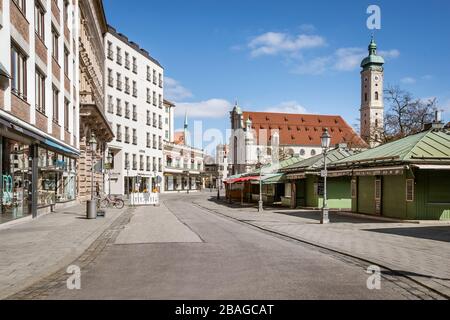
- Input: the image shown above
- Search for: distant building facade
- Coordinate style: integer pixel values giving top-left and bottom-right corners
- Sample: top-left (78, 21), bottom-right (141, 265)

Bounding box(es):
top-left (229, 104), bottom-right (367, 175)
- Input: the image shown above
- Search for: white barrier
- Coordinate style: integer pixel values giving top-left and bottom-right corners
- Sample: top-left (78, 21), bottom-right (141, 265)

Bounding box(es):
top-left (130, 192), bottom-right (159, 206)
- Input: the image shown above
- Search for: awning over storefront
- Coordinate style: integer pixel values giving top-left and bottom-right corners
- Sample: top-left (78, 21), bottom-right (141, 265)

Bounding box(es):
top-left (225, 176), bottom-right (259, 184)
top-left (353, 166), bottom-right (405, 176)
top-left (44, 139), bottom-right (80, 157)
top-left (411, 164), bottom-right (450, 170)
top-left (250, 173), bottom-right (285, 185)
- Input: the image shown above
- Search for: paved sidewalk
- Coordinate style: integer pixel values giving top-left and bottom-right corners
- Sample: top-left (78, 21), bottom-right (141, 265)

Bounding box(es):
top-left (0, 203), bottom-right (130, 299)
top-left (194, 197), bottom-right (450, 298)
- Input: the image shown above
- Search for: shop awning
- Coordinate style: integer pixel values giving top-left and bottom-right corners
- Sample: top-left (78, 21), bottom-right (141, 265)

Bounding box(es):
top-left (411, 164), bottom-right (450, 170)
top-left (225, 176), bottom-right (259, 184)
top-left (44, 138), bottom-right (80, 157)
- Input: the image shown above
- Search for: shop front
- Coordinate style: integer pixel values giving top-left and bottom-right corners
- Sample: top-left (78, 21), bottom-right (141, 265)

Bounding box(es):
top-left (0, 117), bottom-right (80, 224)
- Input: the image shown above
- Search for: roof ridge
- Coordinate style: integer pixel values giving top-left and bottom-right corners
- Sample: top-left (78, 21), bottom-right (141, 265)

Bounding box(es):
top-left (403, 130), bottom-right (434, 161)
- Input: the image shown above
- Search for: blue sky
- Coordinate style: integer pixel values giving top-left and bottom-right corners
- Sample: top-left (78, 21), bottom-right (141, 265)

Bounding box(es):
top-left (104, 0), bottom-right (450, 152)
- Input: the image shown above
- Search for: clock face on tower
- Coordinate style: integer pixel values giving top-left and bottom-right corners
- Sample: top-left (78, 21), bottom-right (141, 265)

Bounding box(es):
top-left (374, 75), bottom-right (381, 82)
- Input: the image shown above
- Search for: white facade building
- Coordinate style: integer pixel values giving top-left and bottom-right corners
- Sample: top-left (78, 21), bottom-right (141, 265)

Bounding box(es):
top-left (104, 26), bottom-right (165, 195)
top-left (215, 144), bottom-right (229, 187)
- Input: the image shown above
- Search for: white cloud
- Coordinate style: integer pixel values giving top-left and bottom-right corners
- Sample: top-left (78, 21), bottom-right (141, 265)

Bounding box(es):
top-left (293, 56), bottom-right (330, 75)
top-left (292, 46), bottom-right (400, 75)
top-left (248, 32), bottom-right (326, 58)
top-left (164, 77), bottom-right (193, 101)
top-left (401, 77), bottom-right (417, 84)
top-left (175, 99), bottom-right (232, 119)
top-left (333, 48), bottom-right (366, 71)
top-left (264, 101), bottom-right (309, 114)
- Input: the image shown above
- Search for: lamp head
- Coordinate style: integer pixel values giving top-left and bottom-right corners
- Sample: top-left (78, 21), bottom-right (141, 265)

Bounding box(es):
top-left (321, 128), bottom-right (331, 149)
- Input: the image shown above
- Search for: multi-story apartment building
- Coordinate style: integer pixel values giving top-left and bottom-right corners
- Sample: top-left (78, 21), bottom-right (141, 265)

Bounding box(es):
top-left (0, 0), bottom-right (81, 223)
top-left (104, 26), bottom-right (165, 195)
top-left (163, 101), bottom-right (205, 192)
top-left (215, 143), bottom-right (229, 188)
top-left (78, 0), bottom-right (113, 201)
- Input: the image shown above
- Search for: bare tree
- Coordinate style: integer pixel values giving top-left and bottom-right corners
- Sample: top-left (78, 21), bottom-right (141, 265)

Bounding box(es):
top-left (383, 85), bottom-right (438, 142)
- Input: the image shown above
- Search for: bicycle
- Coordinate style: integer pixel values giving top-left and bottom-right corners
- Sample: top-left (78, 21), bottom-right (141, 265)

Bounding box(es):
top-left (99, 194), bottom-right (125, 209)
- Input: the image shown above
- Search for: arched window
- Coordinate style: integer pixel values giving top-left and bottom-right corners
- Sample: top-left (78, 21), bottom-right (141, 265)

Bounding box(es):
top-left (300, 149), bottom-right (305, 156)
top-left (375, 91), bottom-right (379, 100)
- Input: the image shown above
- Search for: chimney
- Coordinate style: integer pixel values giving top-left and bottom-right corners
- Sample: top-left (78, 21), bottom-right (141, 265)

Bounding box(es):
top-left (423, 110), bottom-right (445, 131)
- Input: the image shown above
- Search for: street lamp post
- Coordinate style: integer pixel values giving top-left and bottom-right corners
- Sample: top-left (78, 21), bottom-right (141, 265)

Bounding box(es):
top-left (86, 133), bottom-right (97, 219)
top-left (217, 174), bottom-right (220, 200)
top-left (320, 128), bottom-right (331, 224)
top-left (257, 148), bottom-right (263, 213)
top-left (107, 153), bottom-right (113, 197)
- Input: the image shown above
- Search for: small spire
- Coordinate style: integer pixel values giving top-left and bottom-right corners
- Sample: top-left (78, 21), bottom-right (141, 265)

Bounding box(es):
top-left (184, 110), bottom-right (188, 129)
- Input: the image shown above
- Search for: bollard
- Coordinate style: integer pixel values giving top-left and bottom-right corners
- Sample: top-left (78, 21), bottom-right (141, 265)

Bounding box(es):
top-left (86, 200), bottom-right (97, 219)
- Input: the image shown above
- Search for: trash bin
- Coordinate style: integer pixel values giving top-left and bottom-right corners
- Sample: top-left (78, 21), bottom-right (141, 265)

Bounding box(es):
top-left (86, 200), bottom-right (97, 219)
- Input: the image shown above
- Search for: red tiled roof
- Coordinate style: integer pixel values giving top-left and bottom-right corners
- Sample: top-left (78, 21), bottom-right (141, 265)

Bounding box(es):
top-left (242, 111), bottom-right (368, 148)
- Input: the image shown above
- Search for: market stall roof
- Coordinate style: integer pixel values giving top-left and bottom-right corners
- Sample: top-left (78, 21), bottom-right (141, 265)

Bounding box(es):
top-left (253, 156), bottom-right (303, 174)
top-left (225, 175), bottom-right (260, 184)
top-left (281, 146), bottom-right (354, 173)
top-left (250, 173), bottom-right (285, 185)
top-left (331, 129), bottom-right (450, 168)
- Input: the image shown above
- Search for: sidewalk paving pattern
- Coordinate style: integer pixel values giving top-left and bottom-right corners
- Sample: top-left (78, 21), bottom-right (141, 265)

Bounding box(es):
top-left (194, 197), bottom-right (450, 298)
top-left (0, 204), bottom-right (127, 299)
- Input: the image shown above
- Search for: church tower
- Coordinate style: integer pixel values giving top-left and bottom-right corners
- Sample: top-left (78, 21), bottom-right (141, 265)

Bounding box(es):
top-left (360, 37), bottom-right (385, 148)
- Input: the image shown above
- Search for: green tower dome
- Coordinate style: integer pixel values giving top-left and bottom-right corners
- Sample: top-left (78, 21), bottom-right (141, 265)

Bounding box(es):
top-left (361, 38), bottom-right (385, 70)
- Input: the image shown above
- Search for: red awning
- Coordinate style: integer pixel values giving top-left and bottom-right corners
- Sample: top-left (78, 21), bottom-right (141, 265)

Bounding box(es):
top-left (225, 176), bottom-right (260, 184)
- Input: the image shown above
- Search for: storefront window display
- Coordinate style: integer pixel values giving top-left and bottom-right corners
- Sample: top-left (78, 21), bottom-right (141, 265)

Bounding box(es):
top-left (1, 138), bottom-right (31, 223)
top-left (37, 147), bottom-right (76, 207)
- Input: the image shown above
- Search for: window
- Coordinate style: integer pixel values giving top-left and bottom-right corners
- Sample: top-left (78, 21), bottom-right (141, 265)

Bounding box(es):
top-left (147, 88), bottom-right (151, 103)
top-left (63, 0), bottom-right (69, 26)
top-left (375, 179), bottom-right (381, 200)
top-left (132, 129), bottom-right (137, 145)
top-left (311, 149), bottom-right (316, 156)
top-left (116, 124), bottom-right (122, 142)
top-left (116, 98), bottom-right (121, 116)
top-left (64, 47), bottom-right (69, 75)
top-left (64, 99), bottom-right (70, 130)
top-left (147, 110), bottom-right (151, 125)
top-left (35, 68), bottom-right (46, 113)
top-left (11, 44), bottom-right (27, 100)
top-left (132, 154), bottom-right (137, 170)
top-left (146, 156), bottom-right (151, 171)
top-left (125, 77), bottom-right (130, 94)
top-left (132, 105), bottom-right (137, 121)
top-left (147, 66), bottom-right (151, 81)
top-left (35, 2), bottom-right (45, 40)
top-left (300, 149), bottom-right (305, 156)
top-left (351, 180), bottom-right (357, 198)
top-left (139, 155), bottom-right (144, 171)
top-left (108, 68), bottom-right (113, 87)
top-left (124, 102), bottom-right (130, 118)
top-left (51, 26), bottom-right (59, 60)
top-left (375, 91), bottom-right (379, 100)
top-left (132, 81), bottom-right (137, 97)
top-left (125, 52), bottom-right (130, 69)
top-left (406, 179), bottom-right (414, 202)
top-left (116, 73), bottom-right (122, 90)
top-left (153, 69), bottom-right (156, 84)
top-left (132, 57), bottom-right (137, 73)
top-left (107, 95), bottom-right (113, 113)
top-left (146, 133), bottom-right (150, 148)
top-left (364, 92), bottom-right (368, 102)
top-left (52, 86), bottom-right (59, 122)
top-left (107, 41), bottom-right (113, 60)
top-left (13, 0), bottom-right (26, 13)
top-left (153, 91), bottom-right (156, 106)
top-left (125, 126), bottom-right (129, 143)
top-left (116, 47), bottom-right (122, 65)
top-left (124, 152), bottom-right (129, 169)
top-left (158, 73), bottom-right (162, 87)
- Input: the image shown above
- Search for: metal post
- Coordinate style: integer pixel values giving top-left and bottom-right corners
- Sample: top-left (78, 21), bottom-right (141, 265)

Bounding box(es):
top-left (31, 144), bottom-right (38, 218)
top-left (258, 168), bottom-right (263, 212)
top-left (321, 149), bottom-right (329, 224)
top-left (187, 173), bottom-right (190, 194)
top-left (91, 148), bottom-right (94, 201)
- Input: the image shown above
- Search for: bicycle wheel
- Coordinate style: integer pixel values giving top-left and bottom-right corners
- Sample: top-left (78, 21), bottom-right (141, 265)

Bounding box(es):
top-left (100, 198), bottom-right (109, 209)
top-left (114, 199), bottom-right (125, 209)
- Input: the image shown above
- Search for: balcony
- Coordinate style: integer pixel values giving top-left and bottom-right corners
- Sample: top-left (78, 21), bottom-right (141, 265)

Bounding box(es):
top-left (132, 112), bottom-right (137, 121)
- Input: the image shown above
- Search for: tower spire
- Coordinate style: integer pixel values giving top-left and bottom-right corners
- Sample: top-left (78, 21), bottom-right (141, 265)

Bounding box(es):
top-left (183, 111), bottom-right (188, 146)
